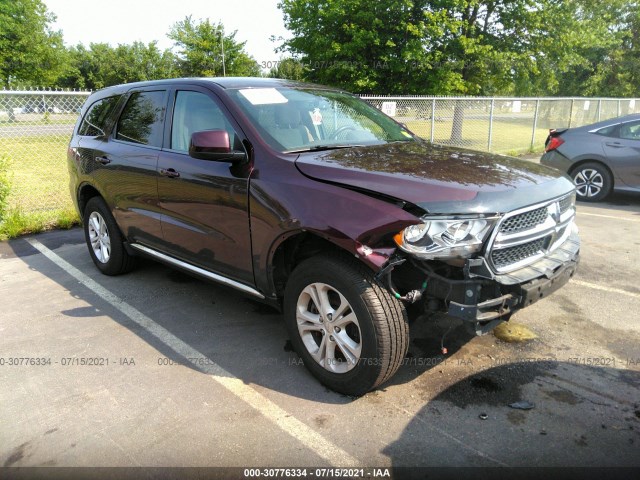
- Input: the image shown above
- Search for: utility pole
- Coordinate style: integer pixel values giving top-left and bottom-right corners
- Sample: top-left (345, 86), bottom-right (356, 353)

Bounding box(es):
top-left (220, 29), bottom-right (226, 77)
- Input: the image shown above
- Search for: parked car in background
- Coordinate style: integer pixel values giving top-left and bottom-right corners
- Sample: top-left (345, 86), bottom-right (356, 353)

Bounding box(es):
top-left (541, 114), bottom-right (640, 202)
top-left (68, 77), bottom-right (580, 396)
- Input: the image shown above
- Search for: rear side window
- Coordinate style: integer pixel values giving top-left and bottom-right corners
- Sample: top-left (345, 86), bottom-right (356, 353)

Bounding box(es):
top-left (78, 96), bottom-right (121, 136)
top-left (116, 91), bottom-right (166, 147)
top-left (594, 125), bottom-right (617, 137)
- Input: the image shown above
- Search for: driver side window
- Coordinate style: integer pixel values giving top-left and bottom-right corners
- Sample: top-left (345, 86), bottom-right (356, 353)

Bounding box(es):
top-left (171, 91), bottom-right (236, 152)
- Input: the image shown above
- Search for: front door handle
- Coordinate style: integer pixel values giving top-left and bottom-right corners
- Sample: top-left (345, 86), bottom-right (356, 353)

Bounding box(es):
top-left (160, 168), bottom-right (180, 178)
top-left (95, 156), bottom-right (111, 165)
top-left (605, 142), bottom-right (624, 148)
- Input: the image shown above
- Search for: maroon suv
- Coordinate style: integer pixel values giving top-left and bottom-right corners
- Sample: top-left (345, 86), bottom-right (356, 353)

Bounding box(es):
top-left (68, 78), bottom-right (580, 395)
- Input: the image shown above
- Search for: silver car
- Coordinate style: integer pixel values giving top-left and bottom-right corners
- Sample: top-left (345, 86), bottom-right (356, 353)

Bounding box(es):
top-left (541, 114), bottom-right (640, 202)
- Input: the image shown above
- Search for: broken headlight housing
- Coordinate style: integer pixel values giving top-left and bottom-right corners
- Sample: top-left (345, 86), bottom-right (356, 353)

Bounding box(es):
top-left (394, 215), bottom-right (498, 260)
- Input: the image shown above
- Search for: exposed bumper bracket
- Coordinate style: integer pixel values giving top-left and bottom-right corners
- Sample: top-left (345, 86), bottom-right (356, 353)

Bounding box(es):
top-left (447, 258), bottom-right (579, 335)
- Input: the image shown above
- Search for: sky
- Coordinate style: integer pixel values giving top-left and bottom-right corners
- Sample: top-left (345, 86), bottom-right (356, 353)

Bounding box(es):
top-left (43, 0), bottom-right (291, 65)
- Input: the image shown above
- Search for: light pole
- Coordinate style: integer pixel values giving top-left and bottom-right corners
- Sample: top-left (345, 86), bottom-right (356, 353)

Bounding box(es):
top-left (220, 29), bottom-right (226, 77)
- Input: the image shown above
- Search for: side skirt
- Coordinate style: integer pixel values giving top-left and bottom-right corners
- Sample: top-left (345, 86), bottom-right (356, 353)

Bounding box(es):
top-left (129, 243), bottom-right (265, 300)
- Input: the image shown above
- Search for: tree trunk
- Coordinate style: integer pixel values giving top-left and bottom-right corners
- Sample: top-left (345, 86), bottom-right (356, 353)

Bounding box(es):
top-left (450, 103), bottom-right (465, 143)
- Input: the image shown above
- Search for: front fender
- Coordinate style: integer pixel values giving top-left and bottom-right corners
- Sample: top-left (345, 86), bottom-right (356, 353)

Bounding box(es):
top-left (249, 173), bottom-right (421, 298)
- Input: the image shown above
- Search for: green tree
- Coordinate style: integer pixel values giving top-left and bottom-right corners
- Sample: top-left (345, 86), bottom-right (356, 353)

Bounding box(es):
top-left (168, 16), bottom-right (261, 77)
top-left (58, 42), bottom-right (177, 90)
top-left (279, 0), bottom-right (427, 92)
top-left (267, 57), bottom-right (306, 80)
top-left (572, 1), bottom-right (640, 97)
top-left (0, 0), bottom-right (66, 87)
top-left (278, 1), bottom-right (629, 96)
top-left (507, 0), bottom-right (631, 96)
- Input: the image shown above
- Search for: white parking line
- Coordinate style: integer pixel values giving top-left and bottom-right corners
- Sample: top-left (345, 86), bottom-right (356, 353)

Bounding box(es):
top-left (578, 212), bottom-right (640, 222)
top-left (26, 238), bottom-right (361, 467)
top-left (571, 279), bottom-right (640, 300)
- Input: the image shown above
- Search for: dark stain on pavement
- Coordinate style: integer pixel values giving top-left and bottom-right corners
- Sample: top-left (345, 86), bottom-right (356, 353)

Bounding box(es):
top-left (543, 389), bottom-right (581, 405)
top-left (434, 362), bottom-right (553, 409)
top-left (314, 414), bottom-right (332, 428)
top-left (507, 410), bottom-right (527, 425)
top-left (470, 376), bottom-right (501, 392)
top-left (575, 434), bottom-right (588, 447)
top-left (3, 442), bottom-right (30, 467)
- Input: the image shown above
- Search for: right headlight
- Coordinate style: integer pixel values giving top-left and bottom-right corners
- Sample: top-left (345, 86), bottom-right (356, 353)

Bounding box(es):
top-left (393, 215), bottom-right (498, 260)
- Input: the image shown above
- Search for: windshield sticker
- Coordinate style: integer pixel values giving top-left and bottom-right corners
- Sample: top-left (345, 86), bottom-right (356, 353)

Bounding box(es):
top-left (239, 88), bottom-right (288, 105)
top-left (311, 108), bottom-right (323, 125)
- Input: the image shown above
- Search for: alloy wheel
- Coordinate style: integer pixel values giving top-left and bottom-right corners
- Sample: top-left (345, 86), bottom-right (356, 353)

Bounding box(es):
top-left (88, 211), bottom-right (111, 263)
top-left (574, 168), bottom-right (604, 198)
top-left (296, 282), bottom-right (362, 373)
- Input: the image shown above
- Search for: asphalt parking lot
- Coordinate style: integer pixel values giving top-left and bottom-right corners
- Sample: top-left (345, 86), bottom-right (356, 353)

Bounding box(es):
top-left (1, 191), bottom-right (639, 475)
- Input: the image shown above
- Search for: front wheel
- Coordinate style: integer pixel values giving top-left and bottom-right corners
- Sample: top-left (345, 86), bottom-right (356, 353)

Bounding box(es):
top-left (283, 254), bottom-right (409, 396)
top-left (570, 162), bottom-right (612, 202)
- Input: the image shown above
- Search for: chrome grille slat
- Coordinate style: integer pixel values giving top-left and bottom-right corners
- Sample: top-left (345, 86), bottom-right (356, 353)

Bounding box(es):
top-left (485, 193), bottom-right (576, 274)
top-left (491, 237), bottom-right (548, 269)
top-left (500, 207), bottom-right (548, 234)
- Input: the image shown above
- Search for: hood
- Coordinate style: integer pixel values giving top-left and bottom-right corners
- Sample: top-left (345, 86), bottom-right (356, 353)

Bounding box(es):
top-left (294, 141), bottom-right (575, 214)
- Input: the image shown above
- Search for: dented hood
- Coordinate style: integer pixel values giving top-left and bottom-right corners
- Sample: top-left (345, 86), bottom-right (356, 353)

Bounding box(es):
top-left (294, 141), bottom-right (575, 214)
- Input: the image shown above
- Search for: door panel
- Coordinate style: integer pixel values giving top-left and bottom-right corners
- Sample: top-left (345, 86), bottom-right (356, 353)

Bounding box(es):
top-left (100, 140), bottom-right (163, 247)
top-left (603, 121), bottom-right (640, 189)
top-left (104, 89), bottom-right (168, 246)
top-left (157, 89), bottom-right (253, 284)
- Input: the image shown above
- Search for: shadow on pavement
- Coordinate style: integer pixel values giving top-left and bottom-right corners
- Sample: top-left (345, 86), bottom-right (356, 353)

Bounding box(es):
top-left (5, 228), bottom-right (479, 404)
top-left (383, 361), bottom-right (640, 469)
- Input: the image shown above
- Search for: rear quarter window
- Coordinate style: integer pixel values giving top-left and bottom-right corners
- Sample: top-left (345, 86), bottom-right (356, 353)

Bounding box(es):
top-left (78, 96), bottom-right (122, 136)
top-left (593, 125), bottom-right (618, 137)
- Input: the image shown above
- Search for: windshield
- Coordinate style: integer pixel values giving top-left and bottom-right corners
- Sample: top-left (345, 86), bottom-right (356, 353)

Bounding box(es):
top-left (228, 87), bottom-right (415, 153)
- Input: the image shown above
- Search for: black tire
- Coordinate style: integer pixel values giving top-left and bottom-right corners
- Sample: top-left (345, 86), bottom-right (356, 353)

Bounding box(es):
top-left (569, 162), bottom-right (612, 202)
top-left (83, 197), bottom-right (136, 275)
top-left (283, 253), bottom-right (409, 396)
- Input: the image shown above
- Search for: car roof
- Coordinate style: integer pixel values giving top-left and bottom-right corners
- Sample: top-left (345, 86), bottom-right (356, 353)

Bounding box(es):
top-left (574, 113), bottom-right (640, 132)
top-left (87, 77), bottom-right (341, 102)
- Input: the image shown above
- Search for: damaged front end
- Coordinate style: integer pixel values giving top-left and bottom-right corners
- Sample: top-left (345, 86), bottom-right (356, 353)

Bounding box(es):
top-left (377, 193), bottom-right (581, 335)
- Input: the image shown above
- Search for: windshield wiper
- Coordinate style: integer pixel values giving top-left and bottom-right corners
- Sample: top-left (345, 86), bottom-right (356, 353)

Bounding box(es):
top-left (286, 145), bottom-right (364, 153)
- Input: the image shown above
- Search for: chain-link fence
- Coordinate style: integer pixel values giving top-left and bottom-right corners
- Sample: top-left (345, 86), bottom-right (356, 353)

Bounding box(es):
top-left (1, 90), bottom-right (639, 230)
top-left (0, 90), bottom-right (89, 228)
top-left (361, 96), bottom-right (640, 154)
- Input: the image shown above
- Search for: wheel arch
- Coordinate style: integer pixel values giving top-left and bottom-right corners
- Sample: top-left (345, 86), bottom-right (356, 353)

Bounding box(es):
top-left (268, 231), bottom-right (359, 299)
top-left (77, 183), bottom-right (103, 219)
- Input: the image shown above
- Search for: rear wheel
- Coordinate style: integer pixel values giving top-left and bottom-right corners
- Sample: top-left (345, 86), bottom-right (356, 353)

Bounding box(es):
top-left (570, 162), bottom-right (612, 202)
top-left (284, 254), bottom-right (409, 396)
top-left (83, 197), bottom-right (136, 275)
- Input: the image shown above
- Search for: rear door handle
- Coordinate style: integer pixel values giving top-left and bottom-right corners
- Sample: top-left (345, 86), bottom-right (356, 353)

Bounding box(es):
top-left (160, 168), bottom-right (180, 178)
top-left (605, 142), bottom-right (624, 148)
top-left (95, 156), bottom-right (111, 165)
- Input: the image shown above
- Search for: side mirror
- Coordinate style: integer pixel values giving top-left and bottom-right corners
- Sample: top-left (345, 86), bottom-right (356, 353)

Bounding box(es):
top-left (189, 130), bottom-right (246, 162)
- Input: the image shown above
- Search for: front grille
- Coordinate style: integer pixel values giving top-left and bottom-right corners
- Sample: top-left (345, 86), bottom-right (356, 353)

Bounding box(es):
top-left (500, 207), bottom-right (548, 234)
top-left (491, 237), bottom-right (548, 269)
top-left (486, 193), bottom-right (576, 273)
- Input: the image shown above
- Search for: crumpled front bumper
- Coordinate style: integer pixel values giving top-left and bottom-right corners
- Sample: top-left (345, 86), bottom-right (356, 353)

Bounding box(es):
top-left (448, 257), bottom-right (579, 334)
top-left (445, 229), bottom-right (580, 334)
